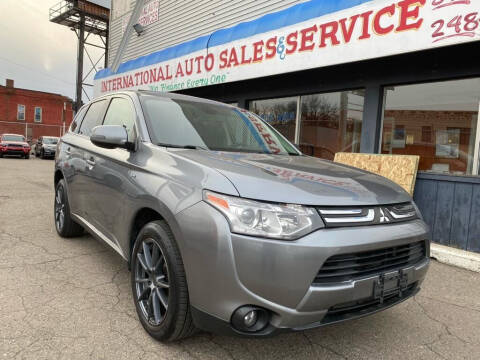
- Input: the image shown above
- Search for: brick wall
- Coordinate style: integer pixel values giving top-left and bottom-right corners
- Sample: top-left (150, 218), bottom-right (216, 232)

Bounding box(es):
top-left (0, 80), bottom-right (73, 142)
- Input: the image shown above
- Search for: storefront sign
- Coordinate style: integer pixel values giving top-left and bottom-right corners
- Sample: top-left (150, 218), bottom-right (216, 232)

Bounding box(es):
top-left (138, 0), bottom-right (159, 27)
top-left (94, 0), bottom-right (480, 96)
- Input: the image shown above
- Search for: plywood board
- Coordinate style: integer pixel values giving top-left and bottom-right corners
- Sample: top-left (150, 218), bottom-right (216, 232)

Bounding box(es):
top-left (334, 153), bottom-right (420, 195)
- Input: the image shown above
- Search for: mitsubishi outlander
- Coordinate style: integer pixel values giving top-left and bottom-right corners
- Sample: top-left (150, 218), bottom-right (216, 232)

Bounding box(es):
top-left (54, 91), bottom-right (430, 341)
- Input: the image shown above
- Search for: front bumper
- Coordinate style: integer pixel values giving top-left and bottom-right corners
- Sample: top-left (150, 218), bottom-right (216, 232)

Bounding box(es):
top-left (0, 147), bottom-right (29, 156)
top-left (176, 201), bottom-right (430, 336)
top-left (42, 148), bottom-right (56, 156)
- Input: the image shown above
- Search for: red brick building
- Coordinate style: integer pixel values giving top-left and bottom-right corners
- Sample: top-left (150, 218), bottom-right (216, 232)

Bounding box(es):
top-left (0, 79), bottom-right (73, 142)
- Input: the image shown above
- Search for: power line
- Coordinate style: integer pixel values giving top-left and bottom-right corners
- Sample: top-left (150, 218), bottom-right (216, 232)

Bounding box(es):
top-left (0, 56), bottom-right (76, 86)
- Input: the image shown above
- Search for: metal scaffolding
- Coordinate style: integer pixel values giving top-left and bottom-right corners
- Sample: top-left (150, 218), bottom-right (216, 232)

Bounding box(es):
top-left (49, 0), bottom-right (109, 111)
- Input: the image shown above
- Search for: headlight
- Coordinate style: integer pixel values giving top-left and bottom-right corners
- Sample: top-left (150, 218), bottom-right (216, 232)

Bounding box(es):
top-left (411, 201), bottom-right (423, 221)
top-left (203, 190), bottom-right (323, 240)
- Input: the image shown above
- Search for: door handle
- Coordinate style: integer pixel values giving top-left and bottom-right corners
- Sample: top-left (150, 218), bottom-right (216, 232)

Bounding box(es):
top-left (86, 157), bottom-right (96, 168)
top-left (65, 147), bottom-right (71, 155)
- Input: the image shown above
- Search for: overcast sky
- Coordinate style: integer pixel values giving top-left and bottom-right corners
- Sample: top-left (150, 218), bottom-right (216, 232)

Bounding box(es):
top-left (0, 0), bottom-right (110, 101)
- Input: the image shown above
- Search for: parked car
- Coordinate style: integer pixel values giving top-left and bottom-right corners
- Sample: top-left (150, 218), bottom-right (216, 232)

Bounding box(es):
top-left (35, 136), bottom-right (59, 159)
top-left (0, 133), bottom-right (30, 159)
top-left (54, 91), bottom-right (430, 341)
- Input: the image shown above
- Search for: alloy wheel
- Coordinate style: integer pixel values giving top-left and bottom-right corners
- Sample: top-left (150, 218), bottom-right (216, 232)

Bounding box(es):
top-left (135, 238), bottom-right (170, 326)
top-left (55, 187), bottom-right (65, 231)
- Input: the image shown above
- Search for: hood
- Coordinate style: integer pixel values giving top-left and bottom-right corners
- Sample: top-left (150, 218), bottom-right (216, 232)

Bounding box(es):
top-left (171, 150), bottom-right (411, 206)
top-left (1, 140), bottom-right (29, 147)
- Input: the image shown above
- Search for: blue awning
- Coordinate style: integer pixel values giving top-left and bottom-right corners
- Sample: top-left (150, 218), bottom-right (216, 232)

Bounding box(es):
top-left (95, 0), bottom-right (371, 80)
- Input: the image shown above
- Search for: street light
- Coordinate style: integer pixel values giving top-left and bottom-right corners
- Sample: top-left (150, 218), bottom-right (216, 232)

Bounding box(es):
top-left (133, 23), bottom-right (145, 36)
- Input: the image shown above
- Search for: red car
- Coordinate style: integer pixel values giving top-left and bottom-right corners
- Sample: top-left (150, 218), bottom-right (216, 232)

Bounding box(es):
top-left (0, 134), bottom-right (31, 159)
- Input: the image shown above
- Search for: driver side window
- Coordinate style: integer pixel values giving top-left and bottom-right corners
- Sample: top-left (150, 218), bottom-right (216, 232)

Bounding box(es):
top-left (78, 100), bottom-right (108, 137)
top-left (103, 98), bottom-right (136, 141)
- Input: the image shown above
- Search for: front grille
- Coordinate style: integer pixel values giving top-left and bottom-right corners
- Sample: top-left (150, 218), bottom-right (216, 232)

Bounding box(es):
top-left (313, 241), bottom-right (426, 284)
top-left (317, 203), bottom-right (417, 227)
top-left (320, 282), bottom-right (418, 325)
top-left (7, 144), bottom-right (22, 148)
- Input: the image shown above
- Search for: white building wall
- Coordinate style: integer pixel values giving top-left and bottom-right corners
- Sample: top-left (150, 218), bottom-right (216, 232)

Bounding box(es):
top-left (108, 0), bottom-right (309, 68)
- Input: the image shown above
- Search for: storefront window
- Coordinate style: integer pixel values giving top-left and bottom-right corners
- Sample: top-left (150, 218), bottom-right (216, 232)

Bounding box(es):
top-left (381, 79), bottom-right (480, 175)
top-left (299, 90), bottom-right (364, 160)
top-left (249, 96), bottom-right (298, 142)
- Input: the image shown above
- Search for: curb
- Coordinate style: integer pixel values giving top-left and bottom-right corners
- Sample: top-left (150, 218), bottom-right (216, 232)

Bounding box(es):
top-left (431, 243), bottom-right (480, 273)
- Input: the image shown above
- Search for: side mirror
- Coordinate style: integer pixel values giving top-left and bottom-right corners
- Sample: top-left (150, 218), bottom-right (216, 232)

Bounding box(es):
top-left (90, 125), bottom-right (133, 150)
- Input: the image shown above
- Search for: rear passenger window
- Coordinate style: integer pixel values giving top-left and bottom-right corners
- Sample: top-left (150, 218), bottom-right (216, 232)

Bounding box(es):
top-left (78, 100), bottom-right (108, 137)
top-left (70, 105), bottom-right (88, 133)
top-left (103, 98), bottom-right (136, 141)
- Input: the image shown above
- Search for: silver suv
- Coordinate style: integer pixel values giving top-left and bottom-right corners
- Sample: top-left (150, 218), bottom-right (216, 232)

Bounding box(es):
top-left (54, 91), bottom-right (430, 341)
top-left (35, 136), bottom-right (59, 159)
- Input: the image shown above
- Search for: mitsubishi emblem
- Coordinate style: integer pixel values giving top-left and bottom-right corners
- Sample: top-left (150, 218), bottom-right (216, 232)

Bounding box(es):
top-left (379, 208), bottom-right (390, 223)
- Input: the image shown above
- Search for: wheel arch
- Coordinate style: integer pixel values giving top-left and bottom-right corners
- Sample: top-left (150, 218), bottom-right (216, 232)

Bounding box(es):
top-left (128, 205), bottom-right (184, 270)
top-left (54, 169), bottom-right (64, 188)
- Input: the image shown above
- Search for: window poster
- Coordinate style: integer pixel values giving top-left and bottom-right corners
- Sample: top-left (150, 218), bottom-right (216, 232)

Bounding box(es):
top-left (436, 129), bottom-right (460, 158)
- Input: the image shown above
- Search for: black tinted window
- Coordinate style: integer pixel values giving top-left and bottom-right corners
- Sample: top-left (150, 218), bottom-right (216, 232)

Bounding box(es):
top-left (2, 135), bottom-right (25, 142)
top-left (44, 138), bottom-right (58, 144)
top-left (70, 105), bottom-right (88, 133)
top-left (140, 95), bottom-right (299, 155)
top-left (78, 100), bottom-right (108, 137)
top-left (103, 98), bottom-right (136, 140)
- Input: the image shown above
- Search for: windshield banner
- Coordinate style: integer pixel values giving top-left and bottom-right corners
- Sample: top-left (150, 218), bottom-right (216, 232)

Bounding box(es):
top-left (94, 0), bottom-right (480, 96)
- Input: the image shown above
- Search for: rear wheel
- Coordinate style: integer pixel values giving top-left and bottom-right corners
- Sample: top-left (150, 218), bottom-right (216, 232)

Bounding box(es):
top-left (131, 220), bottom-right (196, 341)
top-left (54, 179), bottom-right (83, 237)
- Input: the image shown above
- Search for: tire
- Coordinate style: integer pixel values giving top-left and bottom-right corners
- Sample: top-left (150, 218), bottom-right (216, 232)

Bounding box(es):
top-left (41, 149), bottom-right (45, 159)
top-left (54, 179), bottom-right (84, 237)
top-left (131, 220), bottom-right (196, 342)
top-left (24, 154), bottom-right (30, 159)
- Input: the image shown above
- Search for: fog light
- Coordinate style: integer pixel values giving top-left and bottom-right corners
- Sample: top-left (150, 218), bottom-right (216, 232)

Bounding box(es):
top-left (244, 310), bottom-right (257, 328)
top-left (231, 306), bottom-right (270, 333)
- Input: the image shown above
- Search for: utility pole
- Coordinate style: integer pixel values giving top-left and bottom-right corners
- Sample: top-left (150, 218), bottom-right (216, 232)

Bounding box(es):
top-left (76, 13), bottom-right (85, 111)
top-left (62, 102), bottom-right (66, 136)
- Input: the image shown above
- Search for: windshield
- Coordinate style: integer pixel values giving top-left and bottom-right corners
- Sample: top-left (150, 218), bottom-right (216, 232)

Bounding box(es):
top-left (2, 135), bottom-right (25, 142)
top-left (140, 95), bottom-right (300, 155)
top-left (43, 138), bottom-right (58, 144)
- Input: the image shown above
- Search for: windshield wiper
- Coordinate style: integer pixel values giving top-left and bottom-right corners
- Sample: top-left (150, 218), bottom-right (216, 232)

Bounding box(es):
top-left (157, 143), bottom-right (207, 150)
top-left (209, 147), bottom-right (301, 156)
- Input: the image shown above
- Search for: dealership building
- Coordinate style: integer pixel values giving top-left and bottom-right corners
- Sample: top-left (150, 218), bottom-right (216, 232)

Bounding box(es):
top-left (94, 0), bottom-right (480, 253)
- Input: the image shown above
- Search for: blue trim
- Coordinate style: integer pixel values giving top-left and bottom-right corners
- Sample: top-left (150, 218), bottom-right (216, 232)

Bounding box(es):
top-left (95, 0), bottom-right (371, 80)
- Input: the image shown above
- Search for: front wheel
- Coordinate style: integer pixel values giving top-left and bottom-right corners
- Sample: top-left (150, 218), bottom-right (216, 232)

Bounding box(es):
top-left (24, 154), bottom-right (30, 159)
top-left (54, 179), bottom-right (84, 237)
top-left (131, 220), bottom-right (196, 341)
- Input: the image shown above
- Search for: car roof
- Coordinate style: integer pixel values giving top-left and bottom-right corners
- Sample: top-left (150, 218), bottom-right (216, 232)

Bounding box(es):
top-left (94, 90), bottom-right (232, 108)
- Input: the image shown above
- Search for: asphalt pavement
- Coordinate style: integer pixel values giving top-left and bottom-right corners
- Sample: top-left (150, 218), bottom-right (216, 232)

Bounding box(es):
top-left (0, 157), bottom-right (479, 359)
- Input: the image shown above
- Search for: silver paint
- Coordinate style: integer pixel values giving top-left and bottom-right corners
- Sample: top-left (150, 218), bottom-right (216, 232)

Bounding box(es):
top-left (55, 90), bottom-right (430, 332)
